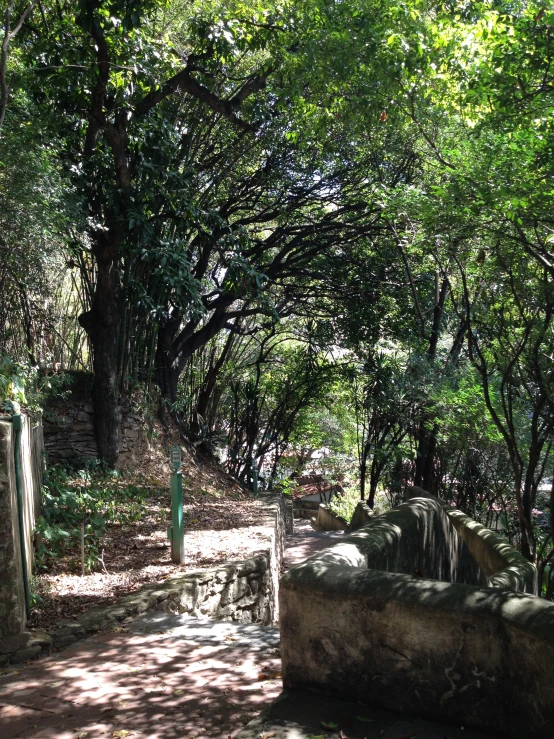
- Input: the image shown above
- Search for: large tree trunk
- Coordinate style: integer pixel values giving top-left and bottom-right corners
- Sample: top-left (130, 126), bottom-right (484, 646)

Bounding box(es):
top-left (414, 422), bottom-right (438, 492)
top-left (79, 245), bottom-right (122, 467)
top-left (195, 328), bottom-right (237, 433)
top-left (155, 316), bottom-right (180, 411)
top-left (155, 314), bottom-right (199, 444)
top-left (414, 276), bottom-right (448, 491)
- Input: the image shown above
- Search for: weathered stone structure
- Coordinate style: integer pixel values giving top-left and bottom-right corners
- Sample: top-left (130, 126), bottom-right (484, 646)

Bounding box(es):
top-left (44, 402), bottom-right (147, 468)
top-left (314, 500), bottom-right (374, 533)
top-left (280, 493), bottom-right (553, 737)
top-left (41, 370), bottom-right (150, 467)
top-left (0, 415), bottom-right (43, 642)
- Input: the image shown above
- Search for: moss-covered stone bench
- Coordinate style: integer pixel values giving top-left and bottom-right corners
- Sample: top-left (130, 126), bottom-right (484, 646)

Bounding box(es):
top-left (279, 491), bottom-right (554, 737)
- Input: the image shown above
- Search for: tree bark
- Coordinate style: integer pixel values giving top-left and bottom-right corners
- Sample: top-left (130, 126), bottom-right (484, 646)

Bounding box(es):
top-left (78, 244), bottom-right (122, 467)
top-left (414, 276), bottom-right (448, 491)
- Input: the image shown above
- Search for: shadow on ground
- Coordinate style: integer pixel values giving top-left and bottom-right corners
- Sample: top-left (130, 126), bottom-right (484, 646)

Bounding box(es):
top-left (236, 688), bottom-right (500, 739)
top-left (0, 613), bottom-right (281, 739)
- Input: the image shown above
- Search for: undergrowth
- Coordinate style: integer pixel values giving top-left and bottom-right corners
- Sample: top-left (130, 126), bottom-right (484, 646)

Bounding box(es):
top-left (35, 461), bottom-right (149, 573)
top-left (328, 485), bottom-right (392, 522)
top-left (327, 485), bottom-right (360, 522)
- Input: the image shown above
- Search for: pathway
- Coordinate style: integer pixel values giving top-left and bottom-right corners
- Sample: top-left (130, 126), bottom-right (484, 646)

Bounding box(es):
top-left (283, 518), bottom-right (344, 570)
top-left (0, 520), bottom-right (494, 739)
top-left (0, 613), bottom-right (281, 739)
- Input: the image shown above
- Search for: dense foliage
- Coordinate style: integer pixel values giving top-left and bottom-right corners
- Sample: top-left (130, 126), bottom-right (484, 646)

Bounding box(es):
top-left (2, 0), bottom-right (554, 590)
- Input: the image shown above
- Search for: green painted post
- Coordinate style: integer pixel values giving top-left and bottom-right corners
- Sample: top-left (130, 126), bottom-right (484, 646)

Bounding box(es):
top-left (169, 446), bottom-right (185, 564)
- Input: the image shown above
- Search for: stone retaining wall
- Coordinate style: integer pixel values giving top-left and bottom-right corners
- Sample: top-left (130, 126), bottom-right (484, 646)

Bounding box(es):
top-left (280, 495), bottom-right (552, 737)
top-left (293, 500), bottom-right (319, 519)
top-left (314, 504), bottom-right (348, 532)
top-left (408, 485), bottom-right (536, 592)
top-left (314, 501), bottom-right (373, 533)
top-left (44, 403), bottom-right (147, 468)
top-left (0, 493), bottom-right (285, 665)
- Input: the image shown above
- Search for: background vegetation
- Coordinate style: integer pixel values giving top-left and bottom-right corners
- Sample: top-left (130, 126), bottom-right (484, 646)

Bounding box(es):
top-left (2, 0), bottom-right (554, 594)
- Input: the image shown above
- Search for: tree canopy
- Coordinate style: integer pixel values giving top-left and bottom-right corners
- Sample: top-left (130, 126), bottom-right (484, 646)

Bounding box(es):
top-left (2, 0), bottom-right (554, 585)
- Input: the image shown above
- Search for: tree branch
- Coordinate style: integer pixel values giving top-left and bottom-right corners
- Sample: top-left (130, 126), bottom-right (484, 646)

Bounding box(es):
top-left (0, 0), bottom-right (36, 132)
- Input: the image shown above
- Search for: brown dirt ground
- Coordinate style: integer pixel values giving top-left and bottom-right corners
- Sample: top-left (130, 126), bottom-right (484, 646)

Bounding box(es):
top-left (28, 445), bottom-right (268, 632)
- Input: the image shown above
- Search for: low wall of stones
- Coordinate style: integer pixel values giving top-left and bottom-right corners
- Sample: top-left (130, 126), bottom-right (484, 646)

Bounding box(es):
top-left (280, 496), bottom-right (552, 737)
top-left (0, 415), bottom-right (44, 639)
top-left (314, 501), bottom-right (373, 533)
top-left (0, 493), bottom-right (285, 665)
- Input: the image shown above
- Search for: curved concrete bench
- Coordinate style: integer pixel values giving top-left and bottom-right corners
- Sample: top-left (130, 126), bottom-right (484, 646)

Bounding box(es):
top-left (280, 495), bottom-right (554, 737)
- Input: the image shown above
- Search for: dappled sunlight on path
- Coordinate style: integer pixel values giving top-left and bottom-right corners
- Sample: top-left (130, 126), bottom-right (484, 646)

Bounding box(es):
top-left (0, 614), bottom-right (281, 739)
top-left (283, 519), bottom-right (344, 571)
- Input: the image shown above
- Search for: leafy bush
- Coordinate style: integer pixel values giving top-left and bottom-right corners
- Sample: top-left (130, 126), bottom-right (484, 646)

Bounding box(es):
top-left (276, 477), bottom-right (297, 497)
top-left (0, 354), bottom-right (71, 413)
top-left (35, 461), bottom-right (147, 573)
top-left (328, 485), bottom-right (361, 523)
top-left (328, 485), bottom-right (392, 523)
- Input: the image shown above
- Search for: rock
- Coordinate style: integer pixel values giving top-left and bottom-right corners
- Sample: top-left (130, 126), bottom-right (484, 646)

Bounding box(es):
top-left (11, 645), bottom-right (41, 663)
top-left (51, 623), bottom-right (86, 649)
top-left (28, 632), bottom-right (53, 649)
top-left (52, 633), bottom-right (77, 649)
top-left (0, 632), bottom-right (31, 654)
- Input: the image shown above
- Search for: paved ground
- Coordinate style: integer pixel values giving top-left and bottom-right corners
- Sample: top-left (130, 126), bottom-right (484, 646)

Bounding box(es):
top-left (283, 519), bottom-right (344, 570)
top-left (0, 613), bottom-right (282, 739)
top-left (237, 689), bottom-right (496, 739)
top-left (0, 520), bottom-right (499, 739)
top-left (0, 524), bottom-right (333, 739)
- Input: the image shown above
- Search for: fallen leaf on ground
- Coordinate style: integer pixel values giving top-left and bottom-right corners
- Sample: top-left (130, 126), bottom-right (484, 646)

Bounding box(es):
top-left (112, 731), bottom-right (131, 738)
top-left (356, 716), bottom-right (374, 723)
top-left (321, 721), bottom-right (338, 730)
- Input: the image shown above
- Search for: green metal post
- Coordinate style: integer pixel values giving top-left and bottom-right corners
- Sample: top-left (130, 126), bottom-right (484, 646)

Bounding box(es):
top-left (12, 414), bottom-right (31, 620)
top-left (170, 470), bottom-right (185, 564)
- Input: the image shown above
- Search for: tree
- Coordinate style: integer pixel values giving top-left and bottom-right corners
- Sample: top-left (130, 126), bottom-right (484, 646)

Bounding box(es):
top-left (0, 0), bottom-right (36, 131)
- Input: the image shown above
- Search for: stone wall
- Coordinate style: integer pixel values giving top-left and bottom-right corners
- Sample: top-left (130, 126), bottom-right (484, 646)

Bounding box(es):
top-left (314, 504), bottom-right (348, 532)
top-left (280, 496), bottom-right (552, 737)
top-left (44, 403), bottom-right (147, 468)
top-left (0, 493), bottom-right (285, 665)
top-left (408, 485), bottom-right (536, 592)
top-left (293, 499), bottom-right (320, 519)
top-left (0, 422), bottom-right (25, 637)
top-left (314, 501), bottom-right (374, 533)
top-left (0, 416), bottom-right (44, 638)
top-left (349, 500), bottom-right (374, 531)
